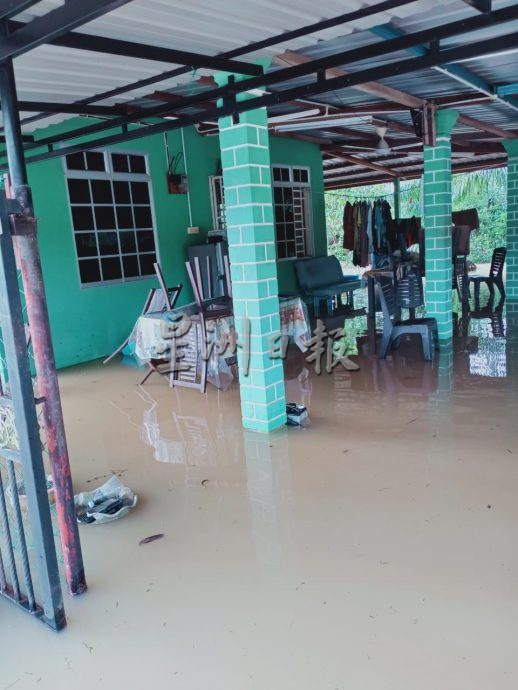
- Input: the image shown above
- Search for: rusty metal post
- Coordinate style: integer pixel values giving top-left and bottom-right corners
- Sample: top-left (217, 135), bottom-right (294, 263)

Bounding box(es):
top-left (0, 32), bottom-right (86, 595)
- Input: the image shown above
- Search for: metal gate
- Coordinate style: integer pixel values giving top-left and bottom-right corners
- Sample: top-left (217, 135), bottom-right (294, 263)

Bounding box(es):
top-left (0, 191), bottom-right (65, 630)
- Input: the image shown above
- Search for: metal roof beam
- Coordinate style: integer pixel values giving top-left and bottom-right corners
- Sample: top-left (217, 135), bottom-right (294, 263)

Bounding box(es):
top-left (25, 4), bottom-right (518, 149)
top-left (370, 22), bottom-right (518, 112)
top-left (4, 20), bottom-right (518, 165)
top-left (0, 1), bottom-right (40, 20)
top-left (0, 0), bottom-right (135, 62)
top-left (150, 91), bottom-right (215, 112)
top-left (325, 158), bottom-right (506, 189)
top-left (276, 56), bottom-right (514, 140)
top-left (5, 0), bottom-right (419, 132)
top-left (8, 20), bottom-right (263, 76)
top-left (13, 101), bottom-right (129, 116)
top-left (497, 83), bottom-right (518, 96)
top-left (461, 0), bottom-right (492, 12)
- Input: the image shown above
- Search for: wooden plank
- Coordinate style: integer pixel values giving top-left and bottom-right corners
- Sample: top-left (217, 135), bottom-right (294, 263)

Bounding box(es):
top-left (327, 151), bottom-right (398, 177)
top-left (275, 50), bottom-right (515, 141)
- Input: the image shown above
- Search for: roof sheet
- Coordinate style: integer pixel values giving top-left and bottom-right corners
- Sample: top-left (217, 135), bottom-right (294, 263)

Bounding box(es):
top-left (0, 0), bottom-right (516, 186)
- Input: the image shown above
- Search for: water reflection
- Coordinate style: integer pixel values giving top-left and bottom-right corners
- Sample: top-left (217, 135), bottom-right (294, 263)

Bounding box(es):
top-left (244, 430), bottom-right (292, 568)
top-left (134, 387), bottom-right (244, 486)
top-left (336, 286), bottom-right (512, 382)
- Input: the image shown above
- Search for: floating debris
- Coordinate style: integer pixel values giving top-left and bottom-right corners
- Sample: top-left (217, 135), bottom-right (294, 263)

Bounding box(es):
top-left (139, 533), bottom-right (164, 546)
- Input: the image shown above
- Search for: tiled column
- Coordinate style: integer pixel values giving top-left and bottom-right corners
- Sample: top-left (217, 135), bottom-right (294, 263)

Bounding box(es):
top-left (503, 139), bottom-right (518, 300)
top-left (218, 102), bottom-right (287, 433)
top-left (423, 109), bottom-right (459, 341)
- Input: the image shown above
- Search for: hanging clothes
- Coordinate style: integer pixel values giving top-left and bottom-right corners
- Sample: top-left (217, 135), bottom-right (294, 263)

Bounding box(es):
top-left (342, 198), bottom-right (393, 268)
top-left (342, 201), bottom-right (355, 250)
top-left (387, 216), bottom-right (421, 250)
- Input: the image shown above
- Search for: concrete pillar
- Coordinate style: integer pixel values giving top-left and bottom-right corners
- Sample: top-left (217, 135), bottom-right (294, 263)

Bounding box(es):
top-left (503, 139), bottom-right (518, 300)
top-left (218, 96), bottom-right (287, 433)
top-left (423, 109), bottom-right (459, 341)
top-left (393, 177), bottom-right (401, 221)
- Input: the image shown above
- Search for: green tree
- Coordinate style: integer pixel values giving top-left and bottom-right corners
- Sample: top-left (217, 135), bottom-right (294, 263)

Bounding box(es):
top-left (325, 169), bottom-right (507, 265)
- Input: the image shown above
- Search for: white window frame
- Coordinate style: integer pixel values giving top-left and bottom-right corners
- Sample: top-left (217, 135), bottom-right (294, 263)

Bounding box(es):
top-left (272, 165), bottom-right (313, 261)
top-left (209, 175), bottom-right (227, 235)
top-left (63, 148), bottom-right (160, 288)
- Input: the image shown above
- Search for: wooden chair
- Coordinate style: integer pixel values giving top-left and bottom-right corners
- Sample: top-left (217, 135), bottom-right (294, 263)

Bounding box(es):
top-left (103, 288), bottom-right (158, 365)
top-left (168, 311), bottom-right (209, 393)
top-left (170, 257), bottom-right (234, 394)
top-left (104, 263), bottom-right (182, 371)
top-left (185, 256), bottom-right (233, 317)
top-left (153, 262), bottom-right (183, 311)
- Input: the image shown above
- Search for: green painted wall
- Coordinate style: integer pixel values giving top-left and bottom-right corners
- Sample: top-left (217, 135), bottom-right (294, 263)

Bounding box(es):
top-left (9, 120), bottom-right (324, 369)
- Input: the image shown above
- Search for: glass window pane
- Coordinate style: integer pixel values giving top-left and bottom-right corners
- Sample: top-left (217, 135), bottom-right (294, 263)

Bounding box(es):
top-left (122, 254), bottom-right (140, 278)
top-left (71, 206), bottom-right (94, 231)
top-left (293, 169), bottom-right (301, 183)
top-left (139, 253), bottom-right (156, 275)
top-left (277, 243), bottom-right (287, 259)
top-left (101, 257), bottom-right (122, 281)
top-left (134, 206), bottom-right (152, 228)
top-left (129, 155), bottom-right (146, 174)
top-left (68, 149), bottom-right (155, 285)
top-left (66, 152), bottom-right (86, 170)
top-left (131, 182), bottom-right (150, 204)
top-left (68, 178), bottom-right (91, 204)
top-left (116, 206), bottom-right (134, 229)
top-left (112, 153), bottom-right (129, 173)
top-left (284, 190), bottom-right (294, 223)
top-left (86, 151), bottom-right (106, 172)
top-left (286, 241), bottom-right (296, 258)
top-left (91, 179), bottom-right (113, 204)
top-left (94, 206), bottom-right (116, 230)
top-left (280, 168), bottom-right (290, 182)
top-left (113, 181), bottom-right (131, 204)
top-left (98, 231), bottom-right (119, 256)
top-left (119, 231), bottom-right (137, 253)
top-left (136, 230), bottom-right (155, 252)
top-left (79, 259), bottom-right (101, 284)
top-left (75, 233), bottom-right (97, 258)
top-left (299, 169), bottom-right (309, 183)
top-left (273, 167), bottom-right (281, 182)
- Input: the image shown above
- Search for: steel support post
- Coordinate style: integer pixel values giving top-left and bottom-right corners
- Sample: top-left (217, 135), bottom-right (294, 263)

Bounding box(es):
top-left (0, 34), bottom-right (86, 595)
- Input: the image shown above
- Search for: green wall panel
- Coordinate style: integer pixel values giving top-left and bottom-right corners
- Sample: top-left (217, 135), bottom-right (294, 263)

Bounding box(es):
top-left (9, 119), bottom-right (324, 369)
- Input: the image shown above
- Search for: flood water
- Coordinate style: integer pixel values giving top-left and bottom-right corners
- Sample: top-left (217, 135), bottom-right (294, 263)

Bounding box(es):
top-left (1, 296), bottom-right (518, 690)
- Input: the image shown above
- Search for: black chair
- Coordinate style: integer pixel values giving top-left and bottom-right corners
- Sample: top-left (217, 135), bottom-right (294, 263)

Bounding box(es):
top-left (376, 276), bottom-right (439, 361)
top-left (396, 268), bottom-right (424, 317)
top-left (453, 255), bottom-right (470, 310)
top-left (469, 247), bottom-right (506, 308)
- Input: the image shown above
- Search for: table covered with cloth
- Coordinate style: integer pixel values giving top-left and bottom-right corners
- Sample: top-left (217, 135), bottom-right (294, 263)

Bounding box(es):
top-left (278, 296), bottom-right (311, 351)
top-left (127, 303), bottom-right (235, 389)
top-left (127, 296), bottom-right (311, 388)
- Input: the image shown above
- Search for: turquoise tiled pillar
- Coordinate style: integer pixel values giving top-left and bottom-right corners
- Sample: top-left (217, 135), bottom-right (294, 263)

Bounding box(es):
top-left (217, 90), bottom-right (287, 433)
top-left (503, 139), bottom-right (518, 300)
top-left (423, 109), bottom-right (459, 341)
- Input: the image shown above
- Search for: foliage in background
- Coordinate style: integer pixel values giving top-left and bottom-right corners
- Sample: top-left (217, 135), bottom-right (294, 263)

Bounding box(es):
top-left (326, 168), bottom-right (507, 265)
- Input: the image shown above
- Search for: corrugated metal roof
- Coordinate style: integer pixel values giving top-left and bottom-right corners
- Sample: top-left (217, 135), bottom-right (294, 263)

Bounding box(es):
top-left (0, 0), bottom-right (516, 187)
